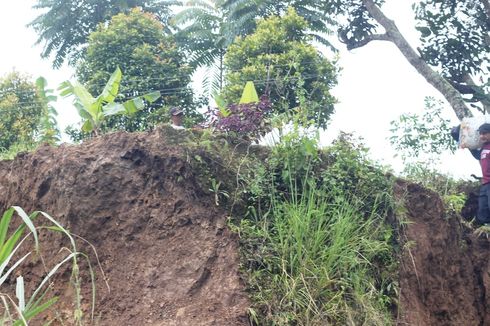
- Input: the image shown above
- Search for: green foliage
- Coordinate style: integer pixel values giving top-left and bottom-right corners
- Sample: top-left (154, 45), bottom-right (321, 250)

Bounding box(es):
top-left (36, 77), bottom-right (61, 145)
top-left (60, 67), bottom-right (161, 136)
top-left (172, 0), bottom-right (231, 94)
top-left (76, 9), bottom-right (196, 133)
top-left (220, 0), bottom-right (336, 50)
top-left (0, 143), bottom-right (36, 161)
top-left (389, 97), bottom-right (456, 163)
top-left (443, 192), bottom-right (466, 215)
top-left (321, 133), bottom-right (394, 214)
top-left (414, 0), bottom-right (489, 111)
top-left (0, 71), bottom-right (45, 152)
top-left (0, 207), bottom-right (95, 325)
top-left (222, 8), bottom-right (338, 128)
top-left (233, 127), bottom-right (397, 325)
top-left (29, 0), bottom-right (177, 68)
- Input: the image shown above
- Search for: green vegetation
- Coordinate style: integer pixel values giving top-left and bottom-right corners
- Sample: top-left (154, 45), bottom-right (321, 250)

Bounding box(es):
top-left (60, 67), bottom-right (160, 137)
top-left (30, 0), bottom-right (175, 68)
top-left (189, 124), bottom-right (399, 324)
top-left (223, 8), bottom-right (338, 128)
top-left (0, 72), bottom-right (46, 152)
top-left (0, 207), bottom-right (97, 325)
top-left (390, 97), bottom-right (457, 163)
top-left (36, 77), bottom-right (61, 145)
top-left (76, 9), bottom-right (197, 133)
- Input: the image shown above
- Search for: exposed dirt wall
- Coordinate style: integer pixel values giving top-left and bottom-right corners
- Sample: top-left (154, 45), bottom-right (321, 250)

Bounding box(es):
top-left (0, 128), bottom-right (249, 325)
top-left (395, 181), bottom-right (490, 326)
top-left (0, 127), bottom-right (488, 325)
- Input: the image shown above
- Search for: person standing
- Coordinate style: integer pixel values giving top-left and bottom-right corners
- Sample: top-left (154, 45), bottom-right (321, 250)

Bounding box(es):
top-left (453, 123), bottom-right (490, 225)
top-left (475, 123), bottom-right (490, 225)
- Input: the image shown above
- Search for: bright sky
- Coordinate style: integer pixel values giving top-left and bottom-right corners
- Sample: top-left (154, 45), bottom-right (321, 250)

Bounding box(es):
top-left (0, 0), bottom-right (481, 179)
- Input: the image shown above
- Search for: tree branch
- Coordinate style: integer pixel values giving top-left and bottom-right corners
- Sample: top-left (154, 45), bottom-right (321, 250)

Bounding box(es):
top-left (360, 0), bottom-right (473, 120)
top-left (344, 33), bottom-right (391, 50)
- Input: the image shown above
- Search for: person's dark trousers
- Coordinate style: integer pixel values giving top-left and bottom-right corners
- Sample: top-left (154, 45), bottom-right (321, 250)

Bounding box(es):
top-left (477, 183), bottom-right (490, 224)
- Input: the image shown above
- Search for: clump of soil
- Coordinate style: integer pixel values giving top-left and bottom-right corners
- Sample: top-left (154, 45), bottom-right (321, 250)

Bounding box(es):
top-left (0, 126), bottom-right (488, 325)
top-left (395, 181), bottom-right (490, 326)
top-left (0, 127), bottom-right (249, 325)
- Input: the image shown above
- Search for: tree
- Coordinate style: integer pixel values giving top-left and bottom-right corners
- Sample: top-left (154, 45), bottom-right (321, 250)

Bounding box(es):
top-left (76, 9), bottom-right (196, 132)
top-left (173, 0), bottom-right (337, 95)
top-left (222, 8), bottom-right (338, 128)
top-left (36, 77), bottom-right (61, 145)
top-left (219, 0), bottom-right (335, 49)
top-left (389, 97), bottom-right (457, 163)
top-left (317, 0), bottom-right (488, 120)
top-left (173, 0), bottom-right (232, 93)
top-left (414, 0), bottom-right (490, 113)
top-left (0, 72), bottom-right (46, 151)
top-left (29, 0), bottom-right (177, 68)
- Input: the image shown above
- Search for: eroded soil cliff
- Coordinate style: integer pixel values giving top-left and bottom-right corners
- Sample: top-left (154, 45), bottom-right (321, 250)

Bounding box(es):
top-left (0, 127), bottom-right (488, 325)
top-left (0, 128), bottom-right (249, 325)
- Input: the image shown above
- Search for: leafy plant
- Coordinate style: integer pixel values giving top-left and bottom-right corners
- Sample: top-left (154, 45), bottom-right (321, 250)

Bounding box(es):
top-left (443, 193), bottom-right (467, 215)
top-left (0, 206), bottom-right (95, 325)
top-left (214, 96), bottom-right (272, 140)
top-left (222, 8), bottom-right (338, 128)
top-left (209, 178), bottom-right (230, 206)
top-left (389, 96), bottom-right (457, 164)
top-left (77, 9), bottom-right (198, 133)
top-left (59, 67), bottom-right (160, 136)
top-left (0, 71), bottom-right (45, 152)
top-left (233, 126), bottom-right (397, 324)
top-left (36, 76), bottom-right (60, 145)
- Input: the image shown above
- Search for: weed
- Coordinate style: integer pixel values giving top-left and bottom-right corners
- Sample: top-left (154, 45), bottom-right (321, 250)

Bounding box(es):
top-left (209, 178), bottom-right (230, 206)
top-left (0, 207), bottom-right (98, 325)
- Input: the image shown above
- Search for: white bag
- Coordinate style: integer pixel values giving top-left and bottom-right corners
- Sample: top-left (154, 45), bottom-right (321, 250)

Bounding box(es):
top-left (459, 115), bottom-right (490, 149)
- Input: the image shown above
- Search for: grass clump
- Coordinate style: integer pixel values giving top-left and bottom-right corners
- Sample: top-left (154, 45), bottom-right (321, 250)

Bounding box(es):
top-left (0, 206), bottom-right (99, 325)
top-left (237, 130), bottom-right (398, 325)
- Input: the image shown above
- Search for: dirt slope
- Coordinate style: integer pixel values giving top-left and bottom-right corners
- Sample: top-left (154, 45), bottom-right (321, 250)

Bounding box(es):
top-left (395, 181), bottom-right (490, 326)
top-left (0, 127), bottom-right (249, 325)
top-left (0, 127), bottom-right (488, 325)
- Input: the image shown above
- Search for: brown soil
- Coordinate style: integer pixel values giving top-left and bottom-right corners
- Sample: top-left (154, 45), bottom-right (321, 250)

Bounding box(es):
top-left (0, 126), bottom-right (488, 325)
top-left (0, 127), bottom-right (249, 325)
top-left (395, 181), bottom-right (490, 326)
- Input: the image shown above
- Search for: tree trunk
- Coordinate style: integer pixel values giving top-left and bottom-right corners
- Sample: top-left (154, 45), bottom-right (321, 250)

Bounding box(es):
top-left (360, 0), bottom-right (473, 120)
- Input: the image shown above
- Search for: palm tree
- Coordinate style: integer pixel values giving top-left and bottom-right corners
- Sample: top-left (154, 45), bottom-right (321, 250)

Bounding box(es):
top-left (29, 0), bottom-right (179, 68)
top-left (173, 0), bottom-right (235, 94)
top-left (219, 0), bottom-right (336, 50)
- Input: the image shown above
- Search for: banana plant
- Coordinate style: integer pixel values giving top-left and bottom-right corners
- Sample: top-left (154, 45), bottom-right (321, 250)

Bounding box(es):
top-left (59, 67), bottom-right (161, 136)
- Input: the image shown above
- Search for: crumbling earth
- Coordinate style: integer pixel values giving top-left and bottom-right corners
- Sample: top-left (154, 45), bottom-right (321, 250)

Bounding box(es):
top-left (0, 127), bottom-right (488, 325)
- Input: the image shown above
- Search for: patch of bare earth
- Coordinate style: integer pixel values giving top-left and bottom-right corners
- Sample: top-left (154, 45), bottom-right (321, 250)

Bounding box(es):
top-left (0, 127), bottom-right (249, 325)
top-left (395, 181), bottom-right (489, 326)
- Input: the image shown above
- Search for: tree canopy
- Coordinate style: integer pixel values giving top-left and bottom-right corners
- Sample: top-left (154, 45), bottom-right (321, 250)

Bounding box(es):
top-left (414, 0), bottom-right (490, 113)
top-left (0, 72), bottom-right (46, 151)
top-left (172, 0), bottom-right (230, 93)
top-left (222, 8), bottom-right (338, 128)
top-left (29, 0), bottom-right (177, 68)
top-left (316, 0), bottom-right (488, 120)
top-left (76, 9), bottom-right (196, 133)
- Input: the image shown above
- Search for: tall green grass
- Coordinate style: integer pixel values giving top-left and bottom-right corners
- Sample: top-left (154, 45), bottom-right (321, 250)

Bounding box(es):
top-left (239, 133), bottom-right (397, 325)
top-left (0, 207), bottom-right (98, 325)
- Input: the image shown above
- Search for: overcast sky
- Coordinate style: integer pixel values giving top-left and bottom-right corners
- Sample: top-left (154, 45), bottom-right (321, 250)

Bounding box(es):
top-left (0, 1), bottom-right (481, 179)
